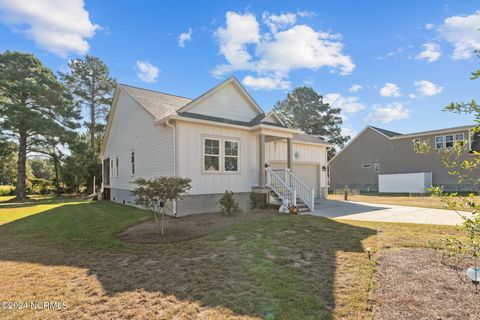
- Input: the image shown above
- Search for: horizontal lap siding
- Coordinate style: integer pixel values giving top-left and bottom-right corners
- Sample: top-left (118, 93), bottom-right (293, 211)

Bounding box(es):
top-left (104, 90), bottom-right (173, 191)
top-left (176, 121), bottom-right (258, 195)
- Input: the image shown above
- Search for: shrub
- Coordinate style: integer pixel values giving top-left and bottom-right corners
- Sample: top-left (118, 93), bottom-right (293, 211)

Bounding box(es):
top-left (219, 190), bottom-right (239, 215)
top-left (250, 192), bottom-right (268, 209)
top-left (132, 176), bottom-right (192, 235)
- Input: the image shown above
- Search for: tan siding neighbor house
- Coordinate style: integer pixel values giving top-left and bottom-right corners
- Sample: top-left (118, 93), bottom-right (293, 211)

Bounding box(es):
top-left (329, 125), bottom-right (478, 192)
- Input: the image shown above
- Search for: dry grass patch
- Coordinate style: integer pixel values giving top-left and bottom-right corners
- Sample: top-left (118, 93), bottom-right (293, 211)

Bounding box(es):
top-left (371, 248), bottom-right (480, 320)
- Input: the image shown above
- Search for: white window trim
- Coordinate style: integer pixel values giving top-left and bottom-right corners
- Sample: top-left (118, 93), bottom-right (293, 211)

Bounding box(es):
top-left (413, 138), bottom-right (420, 151)
top-left (435, 133), bottom-right (465, 149)
top-left (203, 137), bottom-right (221, 173)
top-left (202, 136), bottom-right (241, 174)
top-left (435, 136), bottom-right (445, 149)
top-left (373, 163), bottom-right (380, 173)
top-left (224, 139), bottom-right (240, 173)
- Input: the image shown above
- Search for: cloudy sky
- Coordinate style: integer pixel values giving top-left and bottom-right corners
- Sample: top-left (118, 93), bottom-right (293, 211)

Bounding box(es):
top-left (0, 0), bottom-right (479, 138)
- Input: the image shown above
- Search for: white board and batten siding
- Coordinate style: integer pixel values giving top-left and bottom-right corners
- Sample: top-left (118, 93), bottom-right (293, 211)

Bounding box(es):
top-left (185, 82), bottom-right (260, 122)
top-left (378, 172), bottom-right (433, 193)
top-left (103, 89), bottom-right (174, 191)
top-left (176, 121), bottom-right (259, 195)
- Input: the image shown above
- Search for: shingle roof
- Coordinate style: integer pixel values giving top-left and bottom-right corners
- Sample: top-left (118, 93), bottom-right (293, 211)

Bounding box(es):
top-left (293, 134), bottom-right (328, 145)
top-left (391, 125), bottom-right (476, 139)
top-left (369, 126), bottom-right (402, 138)
top-left (119, 84), bottom-right (192, 119)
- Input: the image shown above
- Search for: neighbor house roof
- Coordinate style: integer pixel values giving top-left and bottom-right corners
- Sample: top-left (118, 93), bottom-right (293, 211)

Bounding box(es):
top-left (369, 126), bottom-right (402, 138)
top-left (118, 84), bottom-right (192, 119)
top-left (389, 125), bottom-right (477, 139)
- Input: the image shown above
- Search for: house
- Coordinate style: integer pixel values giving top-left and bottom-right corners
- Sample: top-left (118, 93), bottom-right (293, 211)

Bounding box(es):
top-left (329, 125), bottom-right (479, 192)
top-left (100, 77), bottom-right (331, 215)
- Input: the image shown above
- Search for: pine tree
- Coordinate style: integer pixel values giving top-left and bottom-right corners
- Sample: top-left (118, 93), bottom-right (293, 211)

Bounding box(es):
top-left (0, 51), bottom-right (79, 201)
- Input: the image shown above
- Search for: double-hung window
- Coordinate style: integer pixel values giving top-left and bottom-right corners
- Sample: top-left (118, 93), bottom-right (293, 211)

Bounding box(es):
top-left (445, 135), bottom-right (454, 148)
top-left (204, 139), bottom-right (220, 171)
top-left (435, 136), bottom-right (444, 149)
top-left (455, 133), bottom-right (465, 146)
top-left (203, 138), bottom-right (240, 172)
top-left (224, 140), bottom-right (239, 172)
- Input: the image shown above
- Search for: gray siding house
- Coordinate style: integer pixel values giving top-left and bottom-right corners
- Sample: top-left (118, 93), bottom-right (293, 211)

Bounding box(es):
top-left (329, 125), bottom-right (478, 192)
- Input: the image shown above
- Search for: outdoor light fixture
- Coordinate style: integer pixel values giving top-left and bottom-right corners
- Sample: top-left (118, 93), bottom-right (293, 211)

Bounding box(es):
top-left (366, 247), bottom-right (372, 260)
top-left (466, 267), bottom-right (480, 293)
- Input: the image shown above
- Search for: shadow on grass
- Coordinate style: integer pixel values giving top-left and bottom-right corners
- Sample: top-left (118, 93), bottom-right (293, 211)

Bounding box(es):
top-left (0, 201), bottom-right (376, 319)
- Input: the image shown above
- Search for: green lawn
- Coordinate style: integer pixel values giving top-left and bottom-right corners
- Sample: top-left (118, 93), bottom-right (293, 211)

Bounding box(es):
top-left (0, 197), bottom-right (461, 320)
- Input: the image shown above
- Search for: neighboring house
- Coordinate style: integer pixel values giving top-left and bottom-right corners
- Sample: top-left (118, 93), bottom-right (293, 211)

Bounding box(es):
top-left (100, 77), bottom-right (331, 215)
top-left (329, 125), bottom-right (479, 192)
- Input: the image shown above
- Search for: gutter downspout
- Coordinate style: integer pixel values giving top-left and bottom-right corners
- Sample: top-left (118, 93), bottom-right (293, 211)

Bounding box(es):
top-left (165, 119), bottom-right (177, 216)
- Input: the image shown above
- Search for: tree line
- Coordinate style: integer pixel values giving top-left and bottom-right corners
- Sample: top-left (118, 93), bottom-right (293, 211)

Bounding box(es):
top-left (0, 51), bottom-right (347, 202)
top-left (0, 52), bottom-right (116, 201)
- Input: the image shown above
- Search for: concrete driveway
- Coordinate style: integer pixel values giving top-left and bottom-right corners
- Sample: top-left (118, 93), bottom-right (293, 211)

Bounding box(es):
top-left (306, 199), bottom-right (471, 226)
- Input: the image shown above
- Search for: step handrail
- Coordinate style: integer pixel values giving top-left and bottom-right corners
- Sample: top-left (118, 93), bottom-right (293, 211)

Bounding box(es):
top-left (286, 168), bottom-right (314, 211)
top-left (265, 167), bottom-right (296, 207)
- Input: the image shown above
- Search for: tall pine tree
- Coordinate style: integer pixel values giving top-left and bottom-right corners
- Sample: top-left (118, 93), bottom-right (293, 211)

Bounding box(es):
top-left (0, 51), bottom-right (80, 201)
top-left (274, 87), bottom-right (349, 159)
top-left (60, 55), bottom-right (116, 193)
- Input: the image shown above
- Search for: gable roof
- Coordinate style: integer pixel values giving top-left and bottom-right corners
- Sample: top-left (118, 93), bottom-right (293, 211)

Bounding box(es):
top-left (118, 84), bottom-right (192, 119)
top-left (369, 126), bottom-right (402, 138)
top-left (177, 77), bottom-right (264, 116)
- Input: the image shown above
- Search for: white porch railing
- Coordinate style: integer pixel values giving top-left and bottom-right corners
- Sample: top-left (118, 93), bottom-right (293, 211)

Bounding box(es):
top-left (266, 167), bottom-right (296, 207)
top-left (271, 168), bottom-right (314, 211)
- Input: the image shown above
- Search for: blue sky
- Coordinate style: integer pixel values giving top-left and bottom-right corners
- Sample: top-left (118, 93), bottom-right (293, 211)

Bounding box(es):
top-left (0, 1), bottom-right (479, 138)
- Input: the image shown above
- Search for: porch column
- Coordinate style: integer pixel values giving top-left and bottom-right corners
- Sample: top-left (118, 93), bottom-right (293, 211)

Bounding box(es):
top-left (287, 137), bottom-right (293, 169)
top-left (259, 134), bottom-right (266, 187)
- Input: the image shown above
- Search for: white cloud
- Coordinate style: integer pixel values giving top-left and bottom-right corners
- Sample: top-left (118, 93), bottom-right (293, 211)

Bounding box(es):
top-left (425, 23), bottom-right (435, 30)
top-left (242, 75), bottom-right (289, 90)
top-left (365, 102), bottom-right (410, 123)
top-left (376, 47), bottom-right (404, 60)
top-left (349, 84), bottom-right (362, 93)
top-left (341, 127), bottom-right (356, 138)
top-left (409, 93), bottom-right (417, 99)
top-left (440, 11), bottom-right (480, 60)
top-left (262, 11), bottom-right (296, 33)
top-left (0, 0), bottom-right (99, 57)
top-left (213, 11), bottom-right (260, 76)
top-left (324, 93), bottom-right (365, 114)
top-left (380, 82), bottom-right (401, 97)
top-left (214, 11), bottom-right (355, 89)
top-left (414, 80), bottom-right (443, 96)
top-left (178, 28), bottom-right (192, 47)
top-left (136, 61), bottom-right (160, 83)
top-left (416, 42), bottom-right (441, 62)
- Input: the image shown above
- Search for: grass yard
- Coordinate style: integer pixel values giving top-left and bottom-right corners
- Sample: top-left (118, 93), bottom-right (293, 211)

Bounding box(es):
top-left (0, 197), bottom-right (463, 319)
top-left (328, 193), bottom-right (480, 210)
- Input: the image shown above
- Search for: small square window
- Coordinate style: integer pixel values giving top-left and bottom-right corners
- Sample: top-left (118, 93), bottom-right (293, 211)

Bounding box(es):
top-left (455, 133), bottom-right (465, 146)
top-left (362, 163), bottom-right (372, 168)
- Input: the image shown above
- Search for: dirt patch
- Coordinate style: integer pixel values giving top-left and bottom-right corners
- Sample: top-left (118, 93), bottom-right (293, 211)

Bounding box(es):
top-left (371, 248), bottom-right (480, 320)
top-left (117, 209), bottom-right (279, 244)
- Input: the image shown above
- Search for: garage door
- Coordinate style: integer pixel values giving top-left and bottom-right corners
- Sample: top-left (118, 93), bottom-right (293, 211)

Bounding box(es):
top-left (271, 162), bottom-right (320, 198)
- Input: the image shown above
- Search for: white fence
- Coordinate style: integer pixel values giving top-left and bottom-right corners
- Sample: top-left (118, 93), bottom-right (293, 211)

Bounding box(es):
top-left (378, 172), bottom-right (432, 193)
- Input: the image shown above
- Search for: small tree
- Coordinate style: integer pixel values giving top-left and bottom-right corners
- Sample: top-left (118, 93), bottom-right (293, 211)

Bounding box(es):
top-left (219, 190), bottom-right (239, 215)
top-left (132, 177), bottom-right (191, 235)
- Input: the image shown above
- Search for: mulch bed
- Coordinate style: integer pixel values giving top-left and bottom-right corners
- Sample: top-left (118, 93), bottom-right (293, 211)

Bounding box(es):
top-left (371, 248), bottom-right (480, 320)
top-left (117, 209), bottom-right (279, 244)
